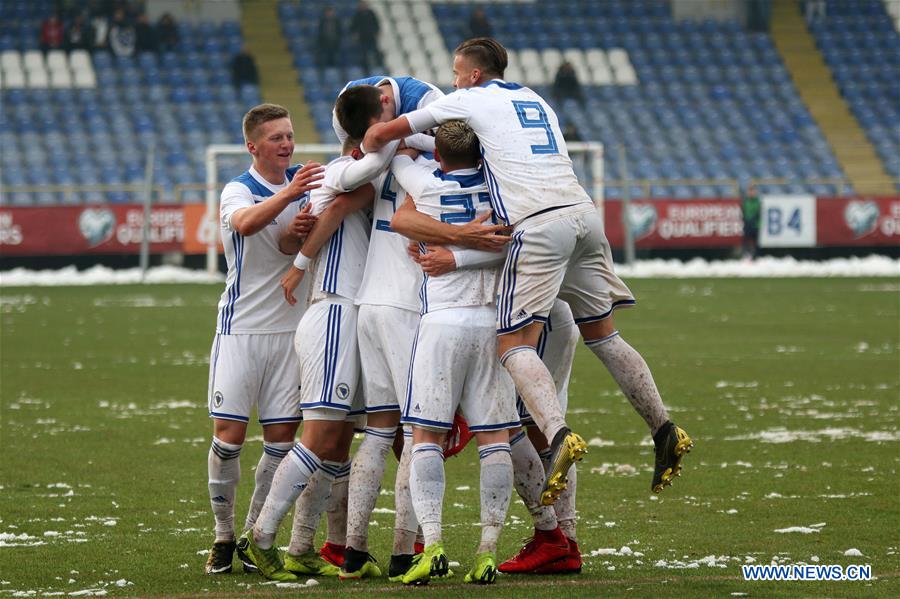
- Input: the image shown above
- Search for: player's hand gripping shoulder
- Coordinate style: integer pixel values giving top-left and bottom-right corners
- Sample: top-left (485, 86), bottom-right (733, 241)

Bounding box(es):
top-left (280, 266), bottom-right (304, 306)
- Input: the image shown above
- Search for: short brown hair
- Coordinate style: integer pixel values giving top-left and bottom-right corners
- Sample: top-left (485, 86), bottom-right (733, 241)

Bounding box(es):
top-left (455, 37), bottom-right (507, 78)
top-left (435, 120), bottom-right (480, 168)
top-left (335, 85), bottom-right (384, 139)
top-left (242, 103), bottom-right (290, 141)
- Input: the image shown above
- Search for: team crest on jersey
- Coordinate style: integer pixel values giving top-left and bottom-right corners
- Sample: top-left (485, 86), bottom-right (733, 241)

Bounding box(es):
top-left (213, 391), bottom-right (224, 408)
top-left (335, 383), bottom-right (350, 400)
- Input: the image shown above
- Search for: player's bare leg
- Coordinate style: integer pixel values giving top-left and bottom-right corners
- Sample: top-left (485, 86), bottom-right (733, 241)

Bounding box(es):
top-left (342, 409), bottom-right (401, 579)
top-left (579, 317), bottom-right (692, 492)
top-left (498, 323), bottom-right (586, 505)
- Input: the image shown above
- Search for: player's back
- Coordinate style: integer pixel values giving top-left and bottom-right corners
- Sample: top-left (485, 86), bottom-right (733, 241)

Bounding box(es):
top-left (413, 166), bottom-right (499, 314)
top-left (306, 156), bottom-right (372, 304)
top-left (427, 81), bottom-right (592, 226)
top-left (354, 167), bottom-right (423, 312)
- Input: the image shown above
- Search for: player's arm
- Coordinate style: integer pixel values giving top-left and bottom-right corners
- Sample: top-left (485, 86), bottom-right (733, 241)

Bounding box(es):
top-left (391, 195), bottom-right (511, 252)
top-left (364, 94), bottom-right (467, 151)
top-left (415, 245), bottom-right (506, 277)
top-left (281, 184), bottom-right (375, 305)
top-left (337, 140), bottom-right (401, 191)
top-left (229, 163), bottom-right (324, 236)
top-left (276, 202), bottom-right (317, 255)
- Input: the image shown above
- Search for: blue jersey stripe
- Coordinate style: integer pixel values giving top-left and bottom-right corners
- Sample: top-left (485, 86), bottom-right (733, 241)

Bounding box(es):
top-left (403, 322), bottom-right (422, 419)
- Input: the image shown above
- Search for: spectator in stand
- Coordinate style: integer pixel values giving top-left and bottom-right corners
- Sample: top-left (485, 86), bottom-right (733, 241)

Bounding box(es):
top-left (552, 62), bottom-right (584, 107)
top-left (562, 123), bottom-right (582, 143)
top-left (804, 0), bottom-right (826, 21)
top-left (316, 6), bottom-right (342, 68)
top-left (66, 13), bottom-right (94, 52)
top-left (40, 13), bottom-right (65, 52)
top-left (157, 12), bottom-right (179, 52)
top-left (350, 0), bottom-right (381, 72)
top-left (135, 13), bottom-right (157, 53)
top-left (90, 4), bottom-right (111, 50)
top-left (231, 46), bottom-right (260, 89)
top-left (108, 8), bottom-right (136, 57)
top-left (468, 7), bottom-right (493, 38)
top-left (741, 183), bottom-right (760, 260)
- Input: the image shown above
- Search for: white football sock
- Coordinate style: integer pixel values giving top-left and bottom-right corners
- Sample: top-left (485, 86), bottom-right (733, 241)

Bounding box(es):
top-left (408, 442), bottom-right (444, 547)
top-left (509, 430), bottom-right (557, 531)
top-left (325, 460), bottom-right (351, 546)
top-left (208, 437), bottom-right (242, 542)
top-left (501, 346), bottom-right (568, 440)
top-left (346, 426), bottom-right (395, 552)
top-left (253, 442), bottom-right (320, 550)
top-left (555, 464), bottom-right (578, 542)
top-left (287, 458), bottom-right (341, 555)
top-left (586, 332), bottom-right (669, 435)
top-left (244, 441), bottom-right (293, 532)
top-left (477, 442), bottom-right (513, 554)
top-left (392, 428), bottom-right (418, 555)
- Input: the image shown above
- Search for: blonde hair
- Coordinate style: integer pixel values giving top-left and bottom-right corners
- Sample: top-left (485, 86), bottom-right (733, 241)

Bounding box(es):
top-left (435, 120), bottom-right (480, 167)
top-left (242, 103), bottom-right (290, 142)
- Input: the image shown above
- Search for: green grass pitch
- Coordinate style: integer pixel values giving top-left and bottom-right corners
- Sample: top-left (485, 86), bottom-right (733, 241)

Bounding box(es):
top-left (1, 278), bottom-right (897, 597)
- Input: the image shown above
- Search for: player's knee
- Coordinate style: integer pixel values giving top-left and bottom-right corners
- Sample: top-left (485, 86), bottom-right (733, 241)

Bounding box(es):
top-left (213, 419), bottom-right (248, 445)
top-left (578, 316), bottom-right (616, 342)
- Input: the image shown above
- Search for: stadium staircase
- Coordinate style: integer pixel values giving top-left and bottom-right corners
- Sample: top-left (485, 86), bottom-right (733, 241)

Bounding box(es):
top-left (241, 0), bottom-right (319, 143)
top-left (771, 0), bottom-right (894, 195)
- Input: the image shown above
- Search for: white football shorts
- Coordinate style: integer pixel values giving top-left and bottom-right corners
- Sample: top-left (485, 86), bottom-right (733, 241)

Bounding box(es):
top-left (496, 204), bottom-right (635, 334)
top-left (403, 306), bottom-right (519, 432)
top-left (357, 304), bottom-right (420, 413)
top-left (294, 298), bottom-right (364, 417)
top-left (517, 300), bottom-right (580, 426)
top-left (207, 331), bottom-right (302, 425)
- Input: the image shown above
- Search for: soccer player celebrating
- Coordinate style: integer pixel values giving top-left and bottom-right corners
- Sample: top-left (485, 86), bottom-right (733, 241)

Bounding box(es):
top-left (364, 38), bottom-right (692, 505)
top-left (237, 133), bottom-right (392, 581)
top-left (204, 104), bottom-right (324, 575)
top-left (389, 121), bottom-right (519, 585)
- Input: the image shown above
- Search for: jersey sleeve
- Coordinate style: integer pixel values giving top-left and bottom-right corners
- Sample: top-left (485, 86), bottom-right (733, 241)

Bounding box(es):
top-left (452, 248), bottom-right (507, 270)
top-left (336, 140), bottom-right (401, 191)
top-left (404, 133), bottom-right (436, 153)
top-left (390, 154), bottom-right (434, 201)
top-left (407, 91), bottom-right (475, 133)
top-left (219, 182), bottom-right (254, 232)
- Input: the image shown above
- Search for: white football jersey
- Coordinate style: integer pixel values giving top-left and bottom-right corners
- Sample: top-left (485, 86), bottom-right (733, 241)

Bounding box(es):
top-left (390, 156), bottom-right (500, 313)
top-left (305, 156), bottom-right (373, 304)
top-left (354, 163), bottom-right (428, 312)
top-left (409, 80), bottom-right (593, 226)
top-left (216, 165), bottom-right (310, 334)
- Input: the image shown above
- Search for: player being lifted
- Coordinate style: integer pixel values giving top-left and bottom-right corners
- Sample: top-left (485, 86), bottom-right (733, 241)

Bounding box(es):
top-left (236, 130), bottom-right (398, 581)
top-left (204, 104), bottom-right (324, 575)
top-left (331, 75), bottom-right (504, 580)
top-left (389, 121), bottom-right (520, 585)
top-left (364, 38), bottom-right (692, 505)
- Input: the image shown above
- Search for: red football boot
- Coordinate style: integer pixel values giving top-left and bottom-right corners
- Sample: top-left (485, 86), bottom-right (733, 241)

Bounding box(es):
top-left (414, 542), bottom-right (424, 555)
top-left (319, 542), bottom-right (345, 567)
top-left (533, 538), bottom-right (583, 574)
top-left (497, 527), bottom-right (570, 573)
